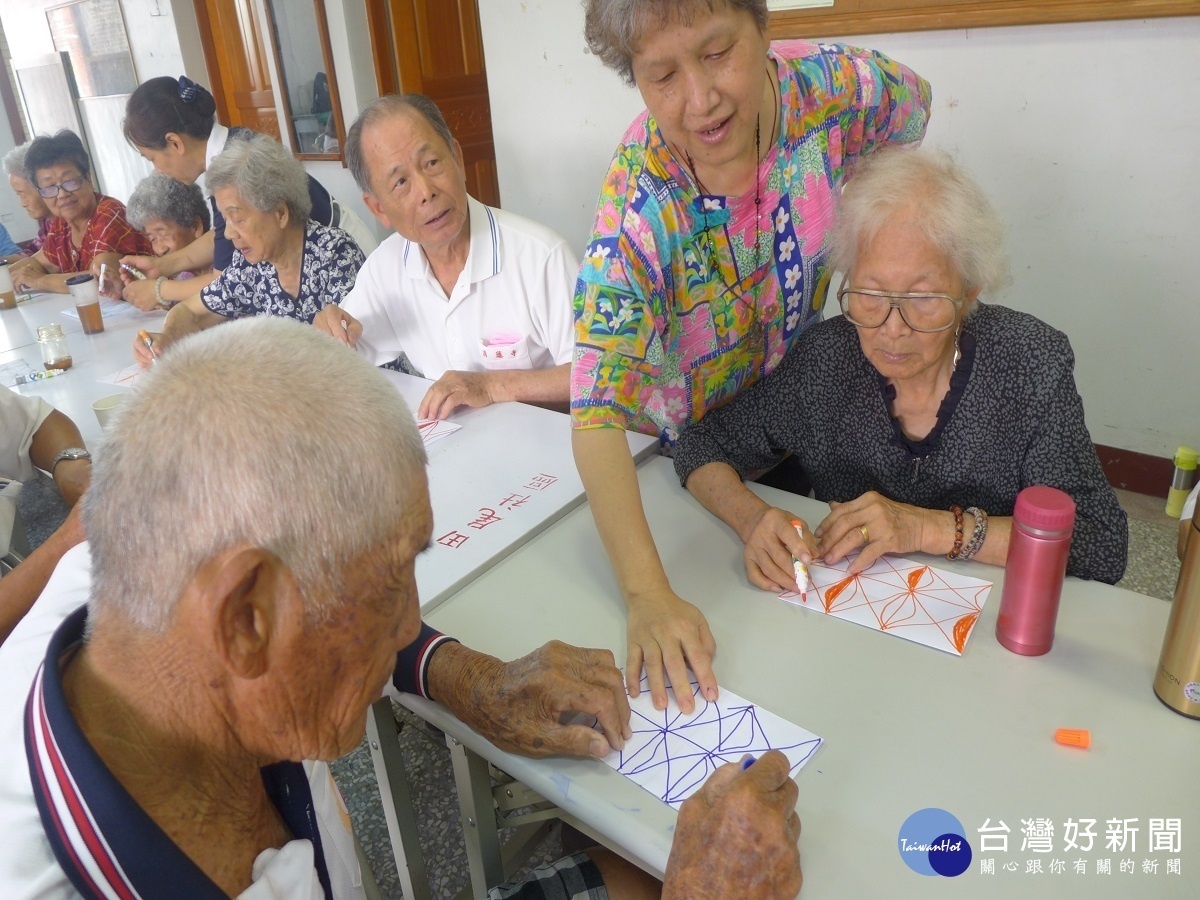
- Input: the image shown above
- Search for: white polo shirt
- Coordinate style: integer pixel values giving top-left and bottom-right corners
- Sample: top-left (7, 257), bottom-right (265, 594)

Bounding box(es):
top-left (342, 195), bottom-right (576, 380)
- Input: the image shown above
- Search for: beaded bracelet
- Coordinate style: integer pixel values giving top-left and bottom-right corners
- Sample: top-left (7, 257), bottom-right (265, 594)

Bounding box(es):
top-left (154, 275), bottom-right (169, 309)
top-left (946, 505), bottom-right (965, 560)
top-left (960, 507), bottom-right (989, 561)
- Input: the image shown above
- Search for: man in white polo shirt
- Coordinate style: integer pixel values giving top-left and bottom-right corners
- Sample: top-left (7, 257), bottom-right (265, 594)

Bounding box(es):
top-left (313, 94), bottom-right (575, 420)
top-left (314, 97), bottom-right (576, 422)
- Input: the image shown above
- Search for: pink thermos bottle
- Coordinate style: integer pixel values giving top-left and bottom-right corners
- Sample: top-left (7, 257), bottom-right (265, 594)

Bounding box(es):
top-left (996, 486), bottom-right (1076, 656)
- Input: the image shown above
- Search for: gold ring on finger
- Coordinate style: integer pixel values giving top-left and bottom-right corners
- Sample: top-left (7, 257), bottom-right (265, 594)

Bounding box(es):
top-left (859, 524), bottom-right (870, 543)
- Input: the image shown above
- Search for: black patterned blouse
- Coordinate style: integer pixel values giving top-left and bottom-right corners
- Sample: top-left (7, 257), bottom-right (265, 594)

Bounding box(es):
top-left (674, 304), bottom-right (1128, 583)
top-left (201, 221), bottom-right (364, 323)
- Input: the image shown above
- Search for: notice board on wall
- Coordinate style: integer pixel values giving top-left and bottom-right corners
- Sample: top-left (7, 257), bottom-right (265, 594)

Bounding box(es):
top-left (769, 0), bottom-right (1197, 38)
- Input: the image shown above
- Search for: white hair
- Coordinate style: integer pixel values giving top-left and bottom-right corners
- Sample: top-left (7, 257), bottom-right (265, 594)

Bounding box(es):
top-left (831, 148), bottom-right (1010, 297)
top-left (82, 317), bottom-right (426, 632)
top-left (2, 142), bottom-right (31, 179)
top-left (206, 133), bottom-right (312, 224)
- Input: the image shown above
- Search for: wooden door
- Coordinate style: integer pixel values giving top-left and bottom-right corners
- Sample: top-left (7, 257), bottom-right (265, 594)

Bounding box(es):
top-left (193, 0), bottom-right (280, 139)
top-left (366, 0), bottom-right (500, 208)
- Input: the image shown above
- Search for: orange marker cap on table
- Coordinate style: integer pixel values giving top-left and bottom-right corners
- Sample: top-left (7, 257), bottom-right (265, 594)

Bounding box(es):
top-left (1054, 728), bottom-right (1090, 749)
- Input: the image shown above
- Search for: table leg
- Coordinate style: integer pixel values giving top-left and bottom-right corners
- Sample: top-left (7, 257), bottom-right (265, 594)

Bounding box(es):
top-left (365, 699), bottom-right (431, 900)
top-left (447, 736), bottom-right (505, 898)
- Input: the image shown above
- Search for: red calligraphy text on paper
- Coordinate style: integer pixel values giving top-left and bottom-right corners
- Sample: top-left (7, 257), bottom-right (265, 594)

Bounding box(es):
top-left (524, 473), bottom-right (558, 492)
top-left (467, 508), bottom-right (503, 530)
top-left (437, 530), bottom-right (470, 549)
top-left (499, 493), bottom-right (532, 511)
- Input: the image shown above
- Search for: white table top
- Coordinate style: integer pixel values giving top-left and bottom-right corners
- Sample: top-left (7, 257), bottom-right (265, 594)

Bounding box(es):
top-left (379, 370), bottom-right (658, 612)
top-left (410, 456), bottom-right (1196, 898)
top-left (3, 292), bottom-right (166, 446)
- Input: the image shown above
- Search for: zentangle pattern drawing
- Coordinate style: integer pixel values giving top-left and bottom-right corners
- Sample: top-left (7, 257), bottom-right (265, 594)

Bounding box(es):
top-left (602, 673), bottom-right (822, 808)
top-left (781, 554), bottom-right (993, 655)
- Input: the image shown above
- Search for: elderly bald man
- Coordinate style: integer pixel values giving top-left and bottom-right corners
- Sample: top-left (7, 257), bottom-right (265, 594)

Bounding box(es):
top-left (0, 318), bottom-right (802, 899)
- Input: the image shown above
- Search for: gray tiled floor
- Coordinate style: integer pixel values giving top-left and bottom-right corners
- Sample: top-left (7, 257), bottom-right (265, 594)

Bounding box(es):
top-left (333, 492), bottom-right (1185, 900)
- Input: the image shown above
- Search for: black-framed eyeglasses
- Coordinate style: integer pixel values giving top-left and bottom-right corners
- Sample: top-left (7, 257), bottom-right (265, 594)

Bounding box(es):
top-left (37, 178), bottom-right (86, 199)
top-left (836, 274), bottom-right (963, 333)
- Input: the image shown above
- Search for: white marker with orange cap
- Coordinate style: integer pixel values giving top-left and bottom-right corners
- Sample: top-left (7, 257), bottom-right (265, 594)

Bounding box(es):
top-left (790, 519), bottom-right (808, 601)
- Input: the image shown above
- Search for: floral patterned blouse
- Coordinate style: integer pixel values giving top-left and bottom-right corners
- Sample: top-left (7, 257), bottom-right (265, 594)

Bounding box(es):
top-left (201, 221), bottom-right (364, 323)
top-left (571, 41), bottom-right (932, 449)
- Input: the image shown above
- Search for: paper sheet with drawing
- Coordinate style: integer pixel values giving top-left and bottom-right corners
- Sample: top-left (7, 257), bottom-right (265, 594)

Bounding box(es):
top-left (98, 364), bottom-right (146, 388)
top-left (599, 672), bottom-right (822, 809)
top-left (416, 418), bottom-right (460, 447)
top-left (779, 553), bottom-right (993, 656)
top-left (61, 299), bottom-right (142, 321)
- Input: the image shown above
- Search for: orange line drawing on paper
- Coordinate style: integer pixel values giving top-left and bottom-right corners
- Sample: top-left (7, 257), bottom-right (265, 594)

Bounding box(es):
top-left (781, 554), bottom-right (992, 656)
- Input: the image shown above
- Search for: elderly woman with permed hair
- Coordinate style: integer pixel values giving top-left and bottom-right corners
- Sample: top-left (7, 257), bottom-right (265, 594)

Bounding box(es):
top-left (571, 0), bottom-right (931, 713)
top-left (134, 134), bottom-right (364, 366)
top-left (675, 148), bottom-right (1128, 586)
top-left (111, 174), bottom-right (211, 310)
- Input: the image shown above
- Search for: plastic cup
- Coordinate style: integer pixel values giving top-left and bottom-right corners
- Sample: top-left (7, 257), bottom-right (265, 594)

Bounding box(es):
top-left (66, 274), bottom-right (104, 335)
top-left (0, 261), bottom-right (15, 310)
top-left (91, 393), bottom-right (125, 428)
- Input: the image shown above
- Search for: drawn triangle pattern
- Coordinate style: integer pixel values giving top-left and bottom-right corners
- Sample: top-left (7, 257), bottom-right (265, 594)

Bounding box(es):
top-left (601, 673), bottom-right (822, 809)
top-left (780, 552), bottom-right (992, 655)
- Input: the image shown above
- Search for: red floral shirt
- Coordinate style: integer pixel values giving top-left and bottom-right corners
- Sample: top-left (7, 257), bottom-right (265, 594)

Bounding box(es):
top-left (41, 195), bottom-right (152, 274)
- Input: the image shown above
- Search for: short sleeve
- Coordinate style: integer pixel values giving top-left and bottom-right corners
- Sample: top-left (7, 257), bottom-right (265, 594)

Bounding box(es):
top-left (571, 141), bottom-right (668, 432)
top-left (318, 231), bottom-right (365, 307)
top-left (200, 254), bottom-right (257, 319)
top-left (537, 239), bottom-right (578, 366)
top-left (0, 387), bottom-right (53, 482)
top-left (89, 198), bottom-right (154, 259)
top-left (786, 42), bottom-right (932, 181)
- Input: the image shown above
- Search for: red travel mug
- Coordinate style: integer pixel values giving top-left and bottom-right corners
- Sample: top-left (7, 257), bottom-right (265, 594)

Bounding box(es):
top-left (996, 486), bottom-right (1076, 656)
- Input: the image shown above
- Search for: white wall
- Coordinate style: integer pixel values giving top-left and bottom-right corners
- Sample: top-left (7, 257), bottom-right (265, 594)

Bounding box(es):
top-left (0, 0), bottom-right (198, 214)
top-left (476, 3), bottom-right (1200, 460)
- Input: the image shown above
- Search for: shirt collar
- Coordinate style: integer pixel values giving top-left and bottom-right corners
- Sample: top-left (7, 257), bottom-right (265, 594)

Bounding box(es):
top-left (198, 123), bottom-right (230, 196)
top-left (24, 606), bottom-right (333, 900)
top-left (401, 194), bottom-right (499, 288)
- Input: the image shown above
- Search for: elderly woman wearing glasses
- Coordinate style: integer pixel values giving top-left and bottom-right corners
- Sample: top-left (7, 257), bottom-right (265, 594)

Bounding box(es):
top-left (11, 131), bottom-right (151, 295)
top-left (675, 148), bottom-right (1128, 586)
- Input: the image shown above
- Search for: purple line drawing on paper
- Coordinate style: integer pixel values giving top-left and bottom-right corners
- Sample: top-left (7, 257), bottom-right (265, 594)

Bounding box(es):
top-left (599, 673), bottom-right (822, 809)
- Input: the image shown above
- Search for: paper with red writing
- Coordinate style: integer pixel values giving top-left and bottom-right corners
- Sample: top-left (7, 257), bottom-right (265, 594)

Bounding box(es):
top-left (416, 418), bottom-right (461, 447)
top-left (779, 554), bottom-right (993, 656)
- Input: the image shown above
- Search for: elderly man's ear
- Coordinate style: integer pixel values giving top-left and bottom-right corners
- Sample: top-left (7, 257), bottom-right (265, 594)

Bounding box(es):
top-left (184, 546), bottom-right (298, 680)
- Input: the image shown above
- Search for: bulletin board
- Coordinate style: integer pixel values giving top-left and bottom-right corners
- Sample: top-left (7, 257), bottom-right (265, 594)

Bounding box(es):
top-left (769, 1), bottom-right (1197, 38)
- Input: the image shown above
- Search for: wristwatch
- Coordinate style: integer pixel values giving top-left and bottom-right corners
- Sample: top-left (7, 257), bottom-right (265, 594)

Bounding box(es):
top-left (51, 447), bottom-right (91, 473)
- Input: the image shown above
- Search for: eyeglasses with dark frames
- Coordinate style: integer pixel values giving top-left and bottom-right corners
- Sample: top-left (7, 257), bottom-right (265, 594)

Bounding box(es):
top-left (37, 178), bottom-right (86, 199)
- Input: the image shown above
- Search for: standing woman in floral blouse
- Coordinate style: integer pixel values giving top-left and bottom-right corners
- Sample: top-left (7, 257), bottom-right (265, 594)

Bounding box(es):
top-left (571, 0), bottom-right (932, 712)
top-left (134, 135), bottom-right (364, 366)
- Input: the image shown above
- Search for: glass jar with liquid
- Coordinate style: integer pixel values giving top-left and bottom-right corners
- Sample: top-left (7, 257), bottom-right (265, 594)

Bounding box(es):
top-left (36, 323), bottom-right (73, 370)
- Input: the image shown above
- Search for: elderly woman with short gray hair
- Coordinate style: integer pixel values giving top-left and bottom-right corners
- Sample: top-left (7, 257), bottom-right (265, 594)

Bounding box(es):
top-left (134, 134), bottom-right (364, 366)
top-left (676, 148), bottom-right (1128, 586)
top-left (114, 174), bottom-right (211, 310)
top-left (1, 142), bottom-right (52, 260)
